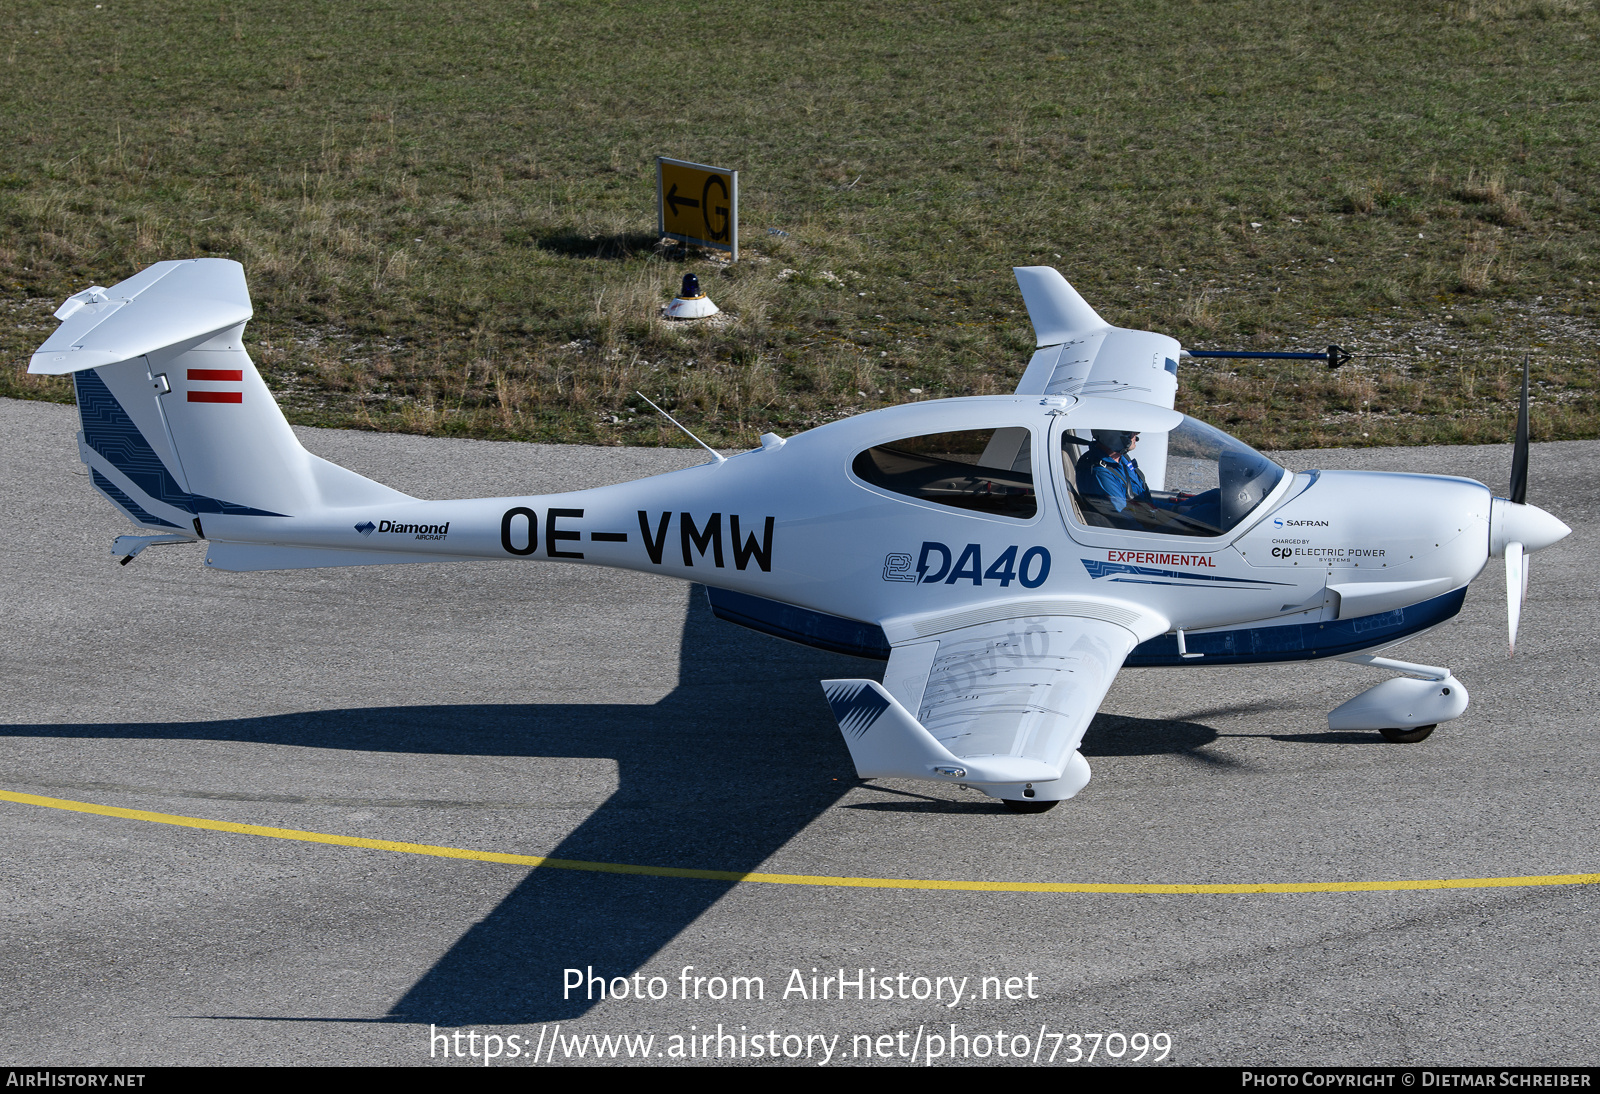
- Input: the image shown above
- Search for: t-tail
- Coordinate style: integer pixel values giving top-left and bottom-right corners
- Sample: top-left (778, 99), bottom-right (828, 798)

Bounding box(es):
top-left (30, 259), bottom-right (412, 559)
top-left (31, 259), bottom-right (755, 578)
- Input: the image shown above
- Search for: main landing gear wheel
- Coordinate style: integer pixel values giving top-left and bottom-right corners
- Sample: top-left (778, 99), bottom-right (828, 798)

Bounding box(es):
top-left (1001, 798), bottom-right (1060, 814)
top-left (1379, 724), bottom-right (1437, 743)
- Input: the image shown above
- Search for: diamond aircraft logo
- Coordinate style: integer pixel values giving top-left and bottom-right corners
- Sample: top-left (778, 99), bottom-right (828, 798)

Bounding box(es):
top-left (354, 518), bottom-right (451, 540)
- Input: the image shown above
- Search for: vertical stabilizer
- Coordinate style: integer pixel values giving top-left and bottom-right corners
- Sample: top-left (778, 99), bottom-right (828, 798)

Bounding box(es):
top-left (34, 259), bottom-right (411, 532)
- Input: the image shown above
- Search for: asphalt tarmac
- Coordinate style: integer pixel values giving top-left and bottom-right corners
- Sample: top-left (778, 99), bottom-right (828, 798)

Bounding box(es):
top-left (2, 395), bottom-right (1595, 1067)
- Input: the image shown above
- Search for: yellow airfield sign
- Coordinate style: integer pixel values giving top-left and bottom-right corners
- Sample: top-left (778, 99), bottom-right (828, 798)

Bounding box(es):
top-left (657, 157), bottom-right (738, 259)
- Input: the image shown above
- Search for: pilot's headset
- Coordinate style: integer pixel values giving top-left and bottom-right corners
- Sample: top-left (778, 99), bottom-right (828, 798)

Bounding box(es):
top-left (1091, 429), bottom-right (1139, 454)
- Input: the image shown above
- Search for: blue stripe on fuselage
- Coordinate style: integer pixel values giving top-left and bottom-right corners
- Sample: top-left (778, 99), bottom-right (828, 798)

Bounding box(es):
top-left (1125, 587), bottom-right (1468, 666)
top-left (705, 584), bottom-right (1467, 669)
top-left (1082, 558), bottom-right (1293, 587)
top-left (706, 587), bottom-right (891, 660)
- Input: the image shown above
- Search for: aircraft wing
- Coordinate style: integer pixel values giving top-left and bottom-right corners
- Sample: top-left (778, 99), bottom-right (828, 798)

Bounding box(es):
top-left (823, 612), bottom-right (1141, 801)
top-left (998, 265), bottom-right (1183, 489)
top-left (1012, 266), bottom-right (1180, 410)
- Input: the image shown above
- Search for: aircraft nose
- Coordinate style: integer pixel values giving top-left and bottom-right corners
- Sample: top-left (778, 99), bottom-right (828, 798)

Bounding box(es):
top-left (1490, 497), bottom-right (1572, 557)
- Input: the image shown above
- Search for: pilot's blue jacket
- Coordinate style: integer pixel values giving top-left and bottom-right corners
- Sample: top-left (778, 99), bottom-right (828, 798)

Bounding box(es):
top-left (1075, 445), bottom-right (1151, 512)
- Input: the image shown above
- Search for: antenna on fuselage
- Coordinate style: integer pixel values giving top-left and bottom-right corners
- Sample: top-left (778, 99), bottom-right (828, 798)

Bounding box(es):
top-left (634, 391), bottom-right (725, 465)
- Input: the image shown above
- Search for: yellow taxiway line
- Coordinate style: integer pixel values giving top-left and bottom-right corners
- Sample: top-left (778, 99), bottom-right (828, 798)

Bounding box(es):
top-left (5, 788), bottom-right (1597, 895)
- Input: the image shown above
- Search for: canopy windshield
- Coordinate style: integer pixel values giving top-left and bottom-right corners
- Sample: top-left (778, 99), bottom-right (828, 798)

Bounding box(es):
top-left (1062, 416), bottom-right (1284, 537)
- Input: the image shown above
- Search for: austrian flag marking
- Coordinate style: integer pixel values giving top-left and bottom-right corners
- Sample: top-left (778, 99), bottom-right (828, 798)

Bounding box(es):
top-left (186, 368), bottom-right (243, 403)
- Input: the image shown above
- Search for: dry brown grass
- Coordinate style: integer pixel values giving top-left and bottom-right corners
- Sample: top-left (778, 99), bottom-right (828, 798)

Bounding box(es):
top-left (2, 0), bottom-right (1597, 450)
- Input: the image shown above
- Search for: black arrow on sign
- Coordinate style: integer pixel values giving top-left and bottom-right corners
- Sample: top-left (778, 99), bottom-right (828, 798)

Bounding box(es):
top-left (666, 184), bottom-right (700, 217)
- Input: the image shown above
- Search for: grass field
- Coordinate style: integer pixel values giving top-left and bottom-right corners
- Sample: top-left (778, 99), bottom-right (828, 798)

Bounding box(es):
top-left (3, 0), bottom-right (1597, 452)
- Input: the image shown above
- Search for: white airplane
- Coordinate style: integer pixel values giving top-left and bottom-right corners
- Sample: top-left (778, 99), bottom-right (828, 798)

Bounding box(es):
top-left (31, 259), bottom-right (1570, 812)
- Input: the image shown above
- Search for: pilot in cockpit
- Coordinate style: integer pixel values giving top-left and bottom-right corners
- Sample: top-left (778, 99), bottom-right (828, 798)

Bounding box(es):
top-left (1075, 429), bottom-right (1222, 532)
top-left (1075, 429), bottom-right (1153, 521)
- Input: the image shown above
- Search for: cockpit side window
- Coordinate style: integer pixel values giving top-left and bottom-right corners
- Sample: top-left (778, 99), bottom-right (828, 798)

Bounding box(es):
top-left (1061, 418), bottom-right (1283, 537)
top-left (853, 428), bottom-right (1036, 519)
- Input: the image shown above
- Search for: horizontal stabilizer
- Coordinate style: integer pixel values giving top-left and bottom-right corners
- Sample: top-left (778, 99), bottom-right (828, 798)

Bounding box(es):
top-left (821, 679), bottom-right (1061, 785)
top-left (31, 260), bottom-right (252, 375)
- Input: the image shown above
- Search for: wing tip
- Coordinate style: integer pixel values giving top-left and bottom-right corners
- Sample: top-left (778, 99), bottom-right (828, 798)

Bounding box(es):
top-left (1012, 265), bottom-right (1109, 346)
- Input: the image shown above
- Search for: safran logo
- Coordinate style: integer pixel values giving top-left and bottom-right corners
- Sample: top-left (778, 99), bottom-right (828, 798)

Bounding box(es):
top-left (355, 521), bottom-right (376, 536)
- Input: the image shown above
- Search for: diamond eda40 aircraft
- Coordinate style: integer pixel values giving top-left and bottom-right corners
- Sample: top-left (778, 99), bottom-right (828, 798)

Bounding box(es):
top-left (30, 259), bottom-right (1571, 812)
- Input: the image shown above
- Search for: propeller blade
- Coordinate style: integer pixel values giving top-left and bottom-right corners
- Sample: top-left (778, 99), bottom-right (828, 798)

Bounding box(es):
top-left (1509, 356), bottom-right (1529, 505)
top-left (1506, 541), bottom-right (1524, 657)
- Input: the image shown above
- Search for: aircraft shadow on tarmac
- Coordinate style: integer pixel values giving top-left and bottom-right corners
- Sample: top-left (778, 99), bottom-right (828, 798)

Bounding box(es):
top-left (6, 591), bottom-right (1275, 1025)
top-left (9, 592), bottom-right (861, 1023)
top-left (848, 716), bottom-right (1234, 815)
top-left (1080, 713), bottom-right (1229, 763)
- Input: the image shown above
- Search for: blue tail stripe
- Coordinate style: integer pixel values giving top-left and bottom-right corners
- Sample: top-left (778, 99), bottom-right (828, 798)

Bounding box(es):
top-left (89, 469), bottom-right (182, 529)
top-left (74, 368), bottom-right (287, 518)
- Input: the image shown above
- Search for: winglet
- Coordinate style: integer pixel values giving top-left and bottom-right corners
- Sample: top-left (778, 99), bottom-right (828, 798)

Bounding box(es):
top-left (821, 679), bottom-right (1060, 784)
top-left (1013, 266), bottom-right (1108, 347)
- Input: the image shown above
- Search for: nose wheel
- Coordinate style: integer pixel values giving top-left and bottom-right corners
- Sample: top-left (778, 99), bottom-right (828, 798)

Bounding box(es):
top-left (1378, 724), bottom-right (1436, 743)
top-left (1001, 798), bottom-right (1061, 814)
top-left (1330, 655), bottom-right (1467, 741)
